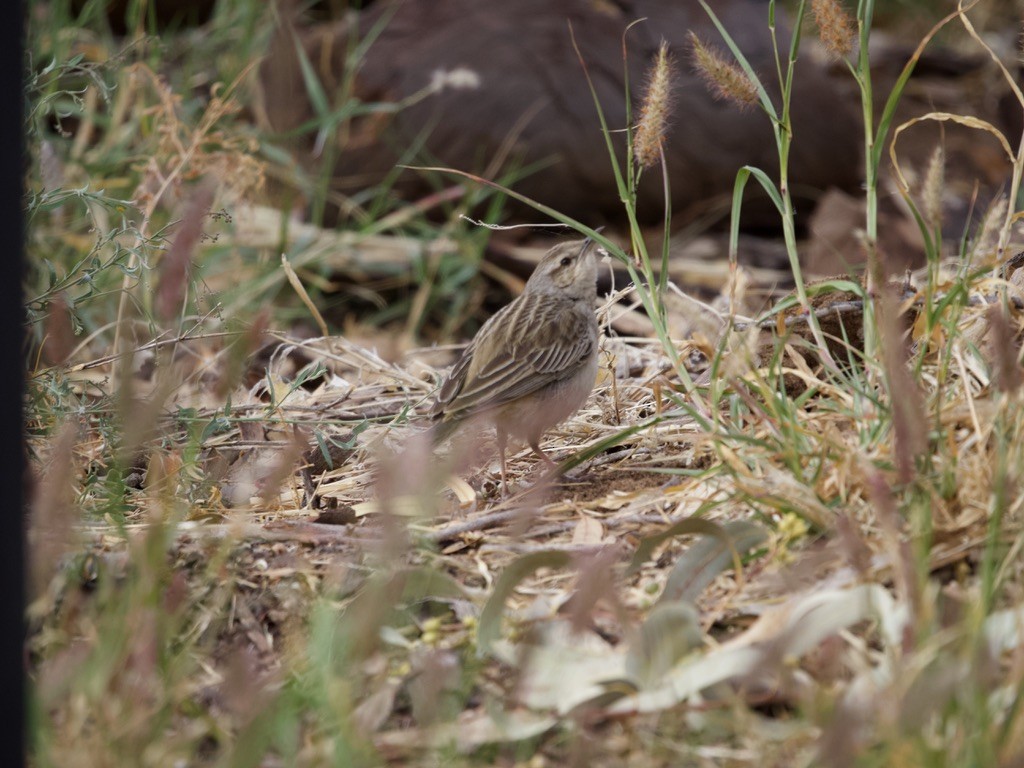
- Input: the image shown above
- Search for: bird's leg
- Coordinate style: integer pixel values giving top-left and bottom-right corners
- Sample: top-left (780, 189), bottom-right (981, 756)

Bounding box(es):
top-left (496, 428), bottom-right (510, 496)
top-left (529, 440), bottom-right (559, 474)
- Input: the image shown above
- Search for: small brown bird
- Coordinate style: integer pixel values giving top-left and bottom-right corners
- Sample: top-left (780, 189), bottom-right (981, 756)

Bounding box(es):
top-left (428, 237), bottom-right (601, 490)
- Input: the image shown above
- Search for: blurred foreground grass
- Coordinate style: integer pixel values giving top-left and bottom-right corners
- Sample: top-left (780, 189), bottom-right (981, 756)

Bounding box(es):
top-left (24, 1), bottom-right (1024, 767)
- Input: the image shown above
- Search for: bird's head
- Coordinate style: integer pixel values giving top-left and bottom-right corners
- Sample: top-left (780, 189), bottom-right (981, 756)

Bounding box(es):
top-left (524, 237), bottom-right (601, 299)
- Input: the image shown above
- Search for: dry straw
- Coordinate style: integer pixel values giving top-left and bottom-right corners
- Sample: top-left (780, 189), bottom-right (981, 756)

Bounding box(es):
top-left (634, 41), bottom-right (675, 169)
top-left (688, 32), bottom-right (757, 110)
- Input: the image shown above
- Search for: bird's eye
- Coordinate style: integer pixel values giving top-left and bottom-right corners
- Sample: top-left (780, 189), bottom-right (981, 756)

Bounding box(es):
top-left (560, 256), bottom-right (573, 267)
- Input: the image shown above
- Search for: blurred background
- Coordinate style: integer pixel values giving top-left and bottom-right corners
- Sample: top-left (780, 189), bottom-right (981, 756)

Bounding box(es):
top-left (29, 0), bottom-right (1024, 353)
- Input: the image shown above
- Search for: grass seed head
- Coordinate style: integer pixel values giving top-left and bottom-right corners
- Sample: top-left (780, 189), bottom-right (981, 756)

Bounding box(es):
top-left (634, 41), bottom-right (675, 169)
top-left (973, 195), bottom-right (1008, 262)
top-left (922, 144), bottom-right (945, 231)
top-left (811, 0), bottom-right (857, 59)
top-left (688, 32), bottom-right (757, 111)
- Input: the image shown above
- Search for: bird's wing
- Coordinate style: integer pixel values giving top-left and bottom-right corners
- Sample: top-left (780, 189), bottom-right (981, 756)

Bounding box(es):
top-left (431, 293), bottom-right (594, 421)
top-left (428, 340), bottom-right (477, 419)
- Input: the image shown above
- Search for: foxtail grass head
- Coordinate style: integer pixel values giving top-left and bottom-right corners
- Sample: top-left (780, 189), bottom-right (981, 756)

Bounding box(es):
top-left (922, 144), bottom-right (945, 232)
top-left (811, 0), bottom-right (856, 59)
top-left (688, 32), bottom-right (757, 110)
top-left (634, 41), bottom-right (675, 169)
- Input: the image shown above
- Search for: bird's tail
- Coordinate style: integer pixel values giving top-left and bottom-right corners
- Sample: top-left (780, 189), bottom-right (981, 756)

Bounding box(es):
top-left (423, 417), bottom-right (460, 446)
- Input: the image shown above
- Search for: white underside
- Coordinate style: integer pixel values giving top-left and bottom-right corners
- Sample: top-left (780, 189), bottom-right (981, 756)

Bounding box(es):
top-left (495, 351), bottom-right (599, 446)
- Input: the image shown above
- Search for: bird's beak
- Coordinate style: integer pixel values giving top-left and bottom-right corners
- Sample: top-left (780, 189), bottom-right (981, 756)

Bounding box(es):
top-left (581, 226), bottom-right (605, 256)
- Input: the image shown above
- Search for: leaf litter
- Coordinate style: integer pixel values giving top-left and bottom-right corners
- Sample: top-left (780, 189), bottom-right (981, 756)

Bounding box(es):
top-left (26, 231), bottom-right (1024, 762)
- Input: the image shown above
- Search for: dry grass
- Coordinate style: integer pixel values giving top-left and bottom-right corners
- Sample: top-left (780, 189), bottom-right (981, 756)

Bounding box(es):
top-left (27, 243), bottom-right (1024, 764)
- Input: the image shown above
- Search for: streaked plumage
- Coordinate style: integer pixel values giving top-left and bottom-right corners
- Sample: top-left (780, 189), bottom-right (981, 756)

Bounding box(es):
top-left (429, 238), bottom-right (601, 490)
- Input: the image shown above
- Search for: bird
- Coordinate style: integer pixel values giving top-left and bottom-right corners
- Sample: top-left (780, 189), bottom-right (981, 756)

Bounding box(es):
top-left (427, 236), bottom-right (601, 492)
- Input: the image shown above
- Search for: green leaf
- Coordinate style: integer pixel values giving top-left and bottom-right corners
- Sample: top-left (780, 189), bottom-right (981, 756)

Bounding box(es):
top-left (292, 361), bottom-right (327, 388)
top-left (556, 420), bottom-right (653, 475)
top-left (44, 259), bottom-right (58, 289)
top-left (610, 584), bottom-right (905, 714)
top-left (729, 166), bottom-right (783, 269)
top-left (292, 32), bottom-right (330, 117)
top-left (742, 166), bottom-right (785, 212)
top-left (657, 520), bottom-right (768, 605)
top-left (624, 600), bottom-right (703, 688)
top-left (511, 619), bottom-right (629, 713)
top-left (314, 431), bottom-right (332, 469)
top-left (399, 566), bottom-right (471, 604)
top-left (477, 550), bottom-right (573, 655)
top-left (627, 509), bottom-right (729, 574)
top-left (806, 279), bottom-right (866, 297)
top-left (200, 416), bottom-right (232, 443)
